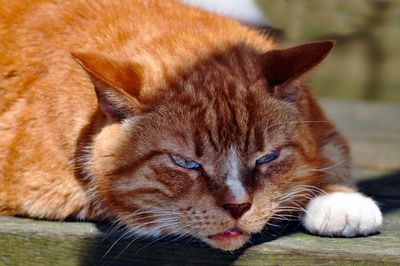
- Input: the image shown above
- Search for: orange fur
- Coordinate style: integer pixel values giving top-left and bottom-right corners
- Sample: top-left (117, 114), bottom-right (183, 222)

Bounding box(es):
top-left (0, 0), bottom-right (354, 251)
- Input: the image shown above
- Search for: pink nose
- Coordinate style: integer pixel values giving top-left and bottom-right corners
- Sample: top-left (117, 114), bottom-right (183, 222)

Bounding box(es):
top-left (222, 202), bottom-right (251, 219)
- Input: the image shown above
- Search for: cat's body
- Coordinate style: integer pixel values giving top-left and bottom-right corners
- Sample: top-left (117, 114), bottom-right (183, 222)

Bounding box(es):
top-left (0, 0), bottom-right (381, 251)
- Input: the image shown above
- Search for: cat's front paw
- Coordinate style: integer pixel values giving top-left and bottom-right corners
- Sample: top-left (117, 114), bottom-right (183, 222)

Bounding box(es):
top-left (302, 192), bottom-right (382, 237)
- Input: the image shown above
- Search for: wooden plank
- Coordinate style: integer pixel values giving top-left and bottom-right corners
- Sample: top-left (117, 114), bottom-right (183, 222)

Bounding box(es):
top-left (1, 208), bottom-right (399, 265)
top-left (238, 210), bottom-right (400, 265)
top-left (1, 100), bottom-right (399, 265)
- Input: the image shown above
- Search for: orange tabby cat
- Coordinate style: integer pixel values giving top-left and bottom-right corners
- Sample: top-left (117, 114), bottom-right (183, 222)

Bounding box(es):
top-left (0, 0), bottom-right (382, 251)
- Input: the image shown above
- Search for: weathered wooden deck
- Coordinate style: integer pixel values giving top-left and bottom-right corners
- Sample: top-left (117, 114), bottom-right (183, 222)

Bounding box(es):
top-left (1, 100), bottom-right (399, 265)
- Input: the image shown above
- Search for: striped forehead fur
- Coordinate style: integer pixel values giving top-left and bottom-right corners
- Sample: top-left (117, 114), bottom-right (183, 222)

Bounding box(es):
top-left (156, 45), bottom-right (271, 154)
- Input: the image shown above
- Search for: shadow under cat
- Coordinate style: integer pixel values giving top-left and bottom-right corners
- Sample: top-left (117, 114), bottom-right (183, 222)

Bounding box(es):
top-left (357, 171), bottom-right (400, 214)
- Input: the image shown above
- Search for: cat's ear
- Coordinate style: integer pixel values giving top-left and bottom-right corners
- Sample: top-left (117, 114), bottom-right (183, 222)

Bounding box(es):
top-left (72, 52), bottom-right (144, 122)
top-left (262, 41), bottom-right (334, 101)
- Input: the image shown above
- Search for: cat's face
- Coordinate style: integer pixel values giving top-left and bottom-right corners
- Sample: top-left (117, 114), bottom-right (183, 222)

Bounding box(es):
top-left (75, 42), bottom-right (333, 251)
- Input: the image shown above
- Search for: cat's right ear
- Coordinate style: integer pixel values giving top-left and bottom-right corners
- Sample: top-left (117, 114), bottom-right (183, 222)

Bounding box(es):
top-left (262, 41), bottom-right (334, 102)
top-left (71, 52), bottom-right (144, 122)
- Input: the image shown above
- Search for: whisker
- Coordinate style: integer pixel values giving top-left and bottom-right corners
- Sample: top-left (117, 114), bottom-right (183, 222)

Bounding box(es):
top-left (109, 222), bottom-right (183, 260)
top-left (267, 120), bottom-right (329, 131)
top-left (125, 223), bottom-right (193, 257)
top-left (276, 185), bottom-right (327, 198)
top-left (102, 218), bottom-right (176, 259)
top-left (102, 210), bottom-right (180, 258)
top-left (309, 159), bottom-right (349, 173)
top-left (276, 193), bottom-right (316, 203)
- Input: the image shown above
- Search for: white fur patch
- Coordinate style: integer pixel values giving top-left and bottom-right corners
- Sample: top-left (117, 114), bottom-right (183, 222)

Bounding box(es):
top-left (74, 206), bottom-right (89, 221)
top-left (303, 192), bottom-right (382, 237)
top-left (226, 147), bottom-right (247, 201)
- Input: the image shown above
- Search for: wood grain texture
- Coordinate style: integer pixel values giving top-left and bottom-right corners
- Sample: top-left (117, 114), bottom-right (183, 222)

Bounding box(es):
top-left (1, 99), bottom-right (399, 265)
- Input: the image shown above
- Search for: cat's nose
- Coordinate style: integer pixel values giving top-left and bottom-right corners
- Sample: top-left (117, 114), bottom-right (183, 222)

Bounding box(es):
top-left (222, 202), bottom-right (251, 219)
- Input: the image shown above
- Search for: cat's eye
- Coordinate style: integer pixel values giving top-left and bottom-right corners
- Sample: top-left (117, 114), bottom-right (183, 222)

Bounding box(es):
top-left (171, 155), bottom-right (201, 170)
top-left (256, 150), bottom-right (280, 165)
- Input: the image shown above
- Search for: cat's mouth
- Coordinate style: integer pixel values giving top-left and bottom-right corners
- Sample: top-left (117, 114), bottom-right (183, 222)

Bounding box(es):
top-left (208, 227), bottom-right (247, 240)
top-left (205, 227), bottom-right (251, 251)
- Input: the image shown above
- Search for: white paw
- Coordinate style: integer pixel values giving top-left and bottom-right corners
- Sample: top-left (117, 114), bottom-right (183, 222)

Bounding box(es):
top-left (302, 192), bottom-right (382, 237)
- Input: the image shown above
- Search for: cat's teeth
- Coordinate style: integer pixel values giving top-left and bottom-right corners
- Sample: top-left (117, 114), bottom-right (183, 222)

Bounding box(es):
top-left (208, 227), bottom-right (244, 240)
top-left (226, 228), bottom-right (241, 235)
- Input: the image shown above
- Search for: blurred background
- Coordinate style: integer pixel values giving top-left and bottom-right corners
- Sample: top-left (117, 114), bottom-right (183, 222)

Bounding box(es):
top-left (184, 0), bottom-right (400, 103)
top-left (259, 0), bottom-right (400, 103)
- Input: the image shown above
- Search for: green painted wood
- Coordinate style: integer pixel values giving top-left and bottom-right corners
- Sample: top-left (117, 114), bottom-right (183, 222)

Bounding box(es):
top-left (1, 208), bottom-right (400, 265)
top-left (1, 100), bottom-right (399, 265)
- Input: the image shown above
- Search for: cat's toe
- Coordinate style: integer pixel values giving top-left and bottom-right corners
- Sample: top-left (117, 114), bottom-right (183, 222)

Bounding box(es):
top-left (302, 192), bottom-right (382, 237)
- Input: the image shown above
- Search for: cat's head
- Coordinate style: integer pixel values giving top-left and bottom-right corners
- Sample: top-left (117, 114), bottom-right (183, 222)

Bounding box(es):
top-left (73, 41), bottom-right (333, 251)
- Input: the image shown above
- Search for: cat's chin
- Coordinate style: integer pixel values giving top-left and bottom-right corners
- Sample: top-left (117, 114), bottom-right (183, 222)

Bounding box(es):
top-left (201, 228), bottom-right (251, 251)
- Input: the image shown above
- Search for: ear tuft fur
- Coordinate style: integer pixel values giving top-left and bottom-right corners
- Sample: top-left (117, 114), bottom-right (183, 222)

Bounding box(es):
top-left (72, 52), bottom-right (144, 122)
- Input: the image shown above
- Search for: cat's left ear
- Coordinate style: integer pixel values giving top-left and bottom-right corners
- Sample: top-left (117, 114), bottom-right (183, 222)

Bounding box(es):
top-left (262, 41), bottom-right (334, 101)
top-left (72, 52), bottom-right (144, 122)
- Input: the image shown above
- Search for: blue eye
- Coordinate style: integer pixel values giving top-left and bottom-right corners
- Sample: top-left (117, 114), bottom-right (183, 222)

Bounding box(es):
top-left (256, 150), bottom-right (280, 165)
top-left (171, 155), bottom-right (201, 170)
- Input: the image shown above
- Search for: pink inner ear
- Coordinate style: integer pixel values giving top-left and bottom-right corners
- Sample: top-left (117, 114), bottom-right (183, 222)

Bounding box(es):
top-left (262, 41), bottom-right (334, 87)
